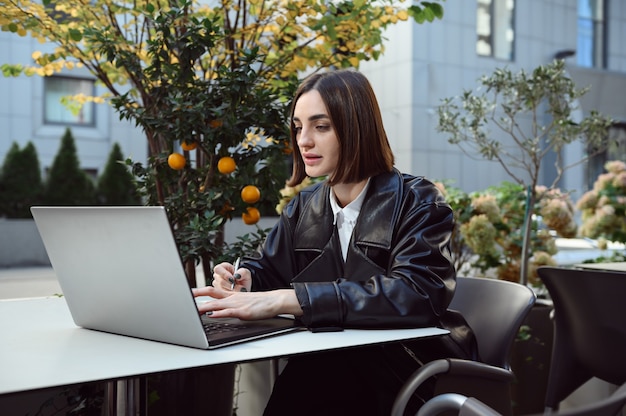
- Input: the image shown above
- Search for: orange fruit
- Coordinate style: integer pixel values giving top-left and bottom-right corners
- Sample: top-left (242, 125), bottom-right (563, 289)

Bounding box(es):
top-left (241, 185), bottom-right (261, 204)
top-left (167, 153), bottom-right (186, 170)
top-left (219, 203), bottom-right (235, 216)
top-left (181, 140), bottom-right (197, 151)
top-left (242, 207), bottom-right (261, 225)
top-left (209, 119), bottom-right (223, 128)
top-left (217, 156), bottom-right (236, 174)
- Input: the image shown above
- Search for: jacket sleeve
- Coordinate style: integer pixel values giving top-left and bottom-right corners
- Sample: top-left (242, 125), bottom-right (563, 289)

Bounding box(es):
top-left (295, 191), bottom-right (456, 329)
top-left (243, 190), bottom-right (312, 291)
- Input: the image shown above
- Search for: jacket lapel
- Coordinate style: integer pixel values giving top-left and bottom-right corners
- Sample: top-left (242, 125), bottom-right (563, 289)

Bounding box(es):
top-left (351, 170), bottom-right (403, 251)
top-left (291, 184), bottom-right (341, 282)
top-left (290, 169), bottom-right (404, 283)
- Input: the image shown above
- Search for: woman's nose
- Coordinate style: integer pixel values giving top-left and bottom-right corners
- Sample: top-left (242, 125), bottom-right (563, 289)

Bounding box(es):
top-left (297, 127), bottom-right (313, 147)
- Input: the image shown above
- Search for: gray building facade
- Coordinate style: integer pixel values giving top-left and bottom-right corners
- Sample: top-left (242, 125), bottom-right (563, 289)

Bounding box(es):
top-left (360, 0), bottom-right (626, 196)
top-left (1, 1), bottom-right (625, 198)
top-left (0, 29), bottom-right (147, 179)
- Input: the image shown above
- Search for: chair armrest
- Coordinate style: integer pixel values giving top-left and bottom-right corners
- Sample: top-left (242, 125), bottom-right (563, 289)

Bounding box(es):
top-left (416, 393), bottom-right (467, 416)
top-left (445, 358), bottom-right (515, 382)
top-left (391, 358), bottom-right (514, 416)
top-left (417, 393), bottom-right (502, 416)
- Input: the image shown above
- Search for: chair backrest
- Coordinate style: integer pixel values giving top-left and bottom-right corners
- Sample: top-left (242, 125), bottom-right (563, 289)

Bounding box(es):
top-left (450, 277), bottom-right (536, 369)
top-left (537, 266), bottom-right (626, 409)
top-left (547, 382), bottom-right (626, 416)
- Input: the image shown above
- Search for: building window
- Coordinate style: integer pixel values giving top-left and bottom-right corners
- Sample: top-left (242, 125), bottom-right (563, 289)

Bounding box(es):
top-left (577, 0), bottom-right (606, 69)
top-left (476, 0), bottom-right (515, 60)
top-left (44, 76), bottom-right (96, 126)
top-left (587, 124), bottom-right (626, 190)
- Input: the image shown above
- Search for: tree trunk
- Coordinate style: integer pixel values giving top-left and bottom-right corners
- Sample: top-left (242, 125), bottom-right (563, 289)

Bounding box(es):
top-left (519, 186), bottom-right (535, 286)
top-left (185, 258), bottom-right (197, 288)
top-left (199, 226), bottom-right (225, 287)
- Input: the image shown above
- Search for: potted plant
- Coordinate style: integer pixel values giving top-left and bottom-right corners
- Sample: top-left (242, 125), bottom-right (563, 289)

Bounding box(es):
top-left (437, 59), bottom-right (614, 285)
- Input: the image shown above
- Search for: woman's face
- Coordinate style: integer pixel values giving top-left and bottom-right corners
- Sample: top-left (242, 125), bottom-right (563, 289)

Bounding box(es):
top-left (292, 90), bottom-right (340, 179)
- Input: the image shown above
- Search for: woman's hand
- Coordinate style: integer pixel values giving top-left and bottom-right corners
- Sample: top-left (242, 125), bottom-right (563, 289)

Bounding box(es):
top-left (209, 261), bottom-right (252, 293)
top-left (192, 262), bottom-right (303, 320)
top-left (193, 287), bottom-right (302, 320)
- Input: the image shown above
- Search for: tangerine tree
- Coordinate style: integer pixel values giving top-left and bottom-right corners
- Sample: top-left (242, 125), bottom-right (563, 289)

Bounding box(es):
top-left (1, 0), bottom-right (445, 286)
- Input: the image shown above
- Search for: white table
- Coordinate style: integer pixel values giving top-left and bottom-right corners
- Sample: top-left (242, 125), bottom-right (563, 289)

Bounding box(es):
top-left (574, 262), bottom-right (626, 272)
top-left (0, 296), bottom-right (448, 411)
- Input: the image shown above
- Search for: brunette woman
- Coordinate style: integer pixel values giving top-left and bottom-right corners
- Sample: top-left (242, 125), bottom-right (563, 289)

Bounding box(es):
top-left (194, 69), bottom-right (477, 415)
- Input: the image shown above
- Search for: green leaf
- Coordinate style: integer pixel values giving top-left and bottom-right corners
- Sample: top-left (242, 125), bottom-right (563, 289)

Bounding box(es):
top-left (68, 29), bottom-right (82, 42)
top-left (326, 22), bottom-right (337, 41)
top-left (8, 23), bottom-right (18, 33)
top-left (1, 63), bottom-right (24, 77)
top-left (425, 2), bottom-right (445, 19)
top-left (422, 6), bottom-right (436, 22)
top-left (408, 6), bottom-right (426, 24)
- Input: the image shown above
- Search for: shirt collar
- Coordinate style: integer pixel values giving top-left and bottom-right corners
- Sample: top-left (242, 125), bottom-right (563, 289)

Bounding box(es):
top-left (329, 179), bottom-right (371, 225)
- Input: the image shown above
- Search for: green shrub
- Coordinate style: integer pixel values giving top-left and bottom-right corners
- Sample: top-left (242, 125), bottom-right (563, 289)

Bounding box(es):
top-left (43, 128), bottom-right (96, 206)
top-left (0, 141), bottom-right (44, 218)
top-left (97, 143), bottom-right (141, 205)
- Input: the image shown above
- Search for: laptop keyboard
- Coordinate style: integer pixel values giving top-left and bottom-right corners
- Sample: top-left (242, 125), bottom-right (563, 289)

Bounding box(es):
top-left (202, 318), bottom-right (248, 334)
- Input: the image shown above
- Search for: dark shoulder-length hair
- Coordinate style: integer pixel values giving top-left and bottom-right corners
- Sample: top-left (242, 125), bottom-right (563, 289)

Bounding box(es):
top-left (286, 69), bottom-right (395, 187)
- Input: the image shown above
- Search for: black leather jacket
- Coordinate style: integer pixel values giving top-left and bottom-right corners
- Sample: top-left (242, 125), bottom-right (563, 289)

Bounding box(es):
top-left (245, 168), bottom-right (459, 332)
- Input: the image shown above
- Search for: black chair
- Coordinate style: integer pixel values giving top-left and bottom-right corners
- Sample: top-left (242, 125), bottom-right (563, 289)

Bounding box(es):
top-left (537, 266), bottom-right (626, 412)
top-left (391, 276), bottom-right (536, 416)
top-left (416, 382), bottom-right (626, 416)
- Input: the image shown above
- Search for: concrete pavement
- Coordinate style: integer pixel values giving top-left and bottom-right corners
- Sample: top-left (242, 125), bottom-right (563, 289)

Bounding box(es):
top-left (0, 264), bottom-right (209, 300)
top-left (0, 267), bottom-right (62, 300)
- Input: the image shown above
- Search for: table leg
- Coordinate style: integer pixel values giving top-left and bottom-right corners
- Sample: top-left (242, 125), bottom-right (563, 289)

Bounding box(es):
top-left (103, 381), bottom-right (117, 416)
top-left (103, 378), bottom-right (146, 416)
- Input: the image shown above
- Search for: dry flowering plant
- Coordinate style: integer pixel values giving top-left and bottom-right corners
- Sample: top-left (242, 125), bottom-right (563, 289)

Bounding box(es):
top-left (577, 160), bottom-right (626, 246)
top-left (437, 181), bottom-right (577, 286)
top-left (275, 177), bottom-right (326, 214)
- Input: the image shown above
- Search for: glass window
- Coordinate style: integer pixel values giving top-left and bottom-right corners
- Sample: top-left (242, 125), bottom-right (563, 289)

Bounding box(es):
top-left (587, 124), bottom-right (626, 191)
top-left (44, 76), bottom-right (96, 126)
top-left (476, 0), bottom-right (515, 61)
top-left (577, 0), bottom-right (606, 68)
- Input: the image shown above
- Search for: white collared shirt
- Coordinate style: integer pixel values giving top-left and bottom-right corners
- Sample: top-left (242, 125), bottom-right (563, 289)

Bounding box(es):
top-left (329, 179), bottom-right (371, 261)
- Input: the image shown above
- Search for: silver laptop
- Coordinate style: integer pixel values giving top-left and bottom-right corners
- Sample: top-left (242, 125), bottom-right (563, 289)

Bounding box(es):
top-left (30, 206), bottom-right (298, 349)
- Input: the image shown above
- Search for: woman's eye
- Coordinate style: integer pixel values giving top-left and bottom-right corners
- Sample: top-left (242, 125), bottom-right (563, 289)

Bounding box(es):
top-left (316, 125), bottom-right (331, 131)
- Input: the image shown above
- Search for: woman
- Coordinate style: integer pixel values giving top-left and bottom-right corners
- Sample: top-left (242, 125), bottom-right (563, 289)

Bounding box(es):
top-left (193, 69), bottom-right (477, 415)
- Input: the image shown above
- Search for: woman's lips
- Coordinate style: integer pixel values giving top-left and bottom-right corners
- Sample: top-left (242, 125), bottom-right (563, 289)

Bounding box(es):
top-left (302, 153), bottom-right (321, 165)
